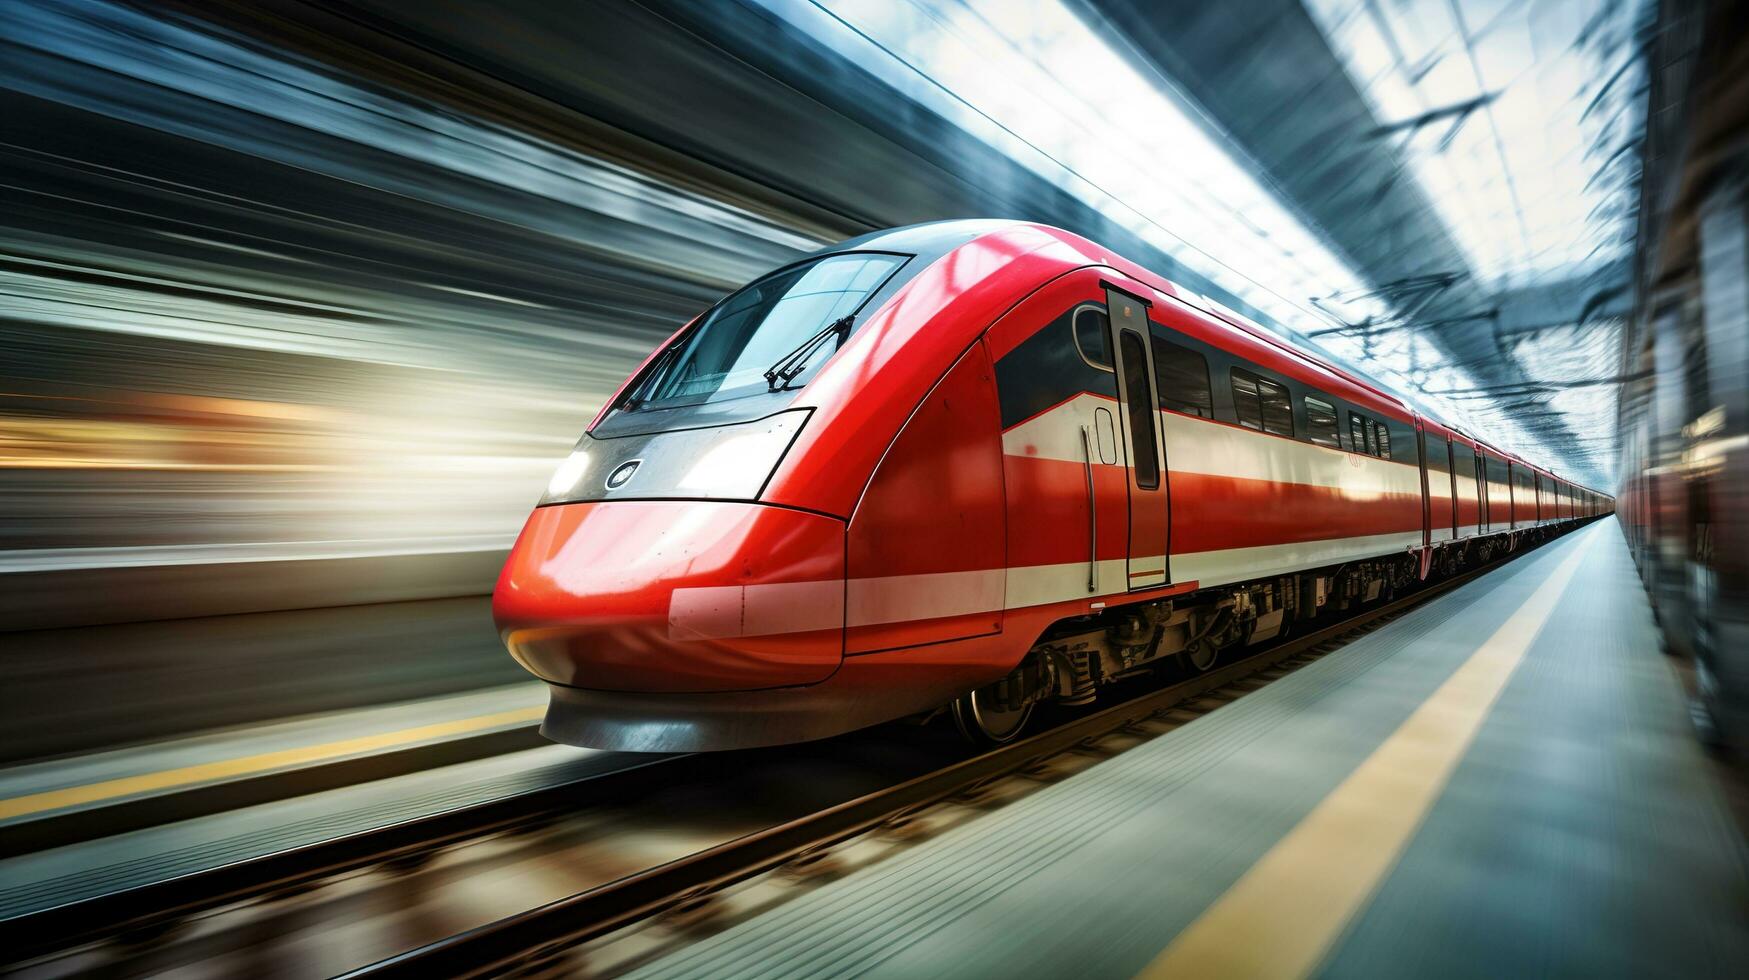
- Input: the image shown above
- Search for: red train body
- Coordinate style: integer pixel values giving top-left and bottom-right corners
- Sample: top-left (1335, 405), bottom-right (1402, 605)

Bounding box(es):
top-left (494, 221), bottom-right (1613, 751)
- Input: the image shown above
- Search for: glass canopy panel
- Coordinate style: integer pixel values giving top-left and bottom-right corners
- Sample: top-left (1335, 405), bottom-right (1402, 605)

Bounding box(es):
top-left (770, 0), bottom-right (1634, 483)
top-left (1301, 0), bottom-right (1645, 290)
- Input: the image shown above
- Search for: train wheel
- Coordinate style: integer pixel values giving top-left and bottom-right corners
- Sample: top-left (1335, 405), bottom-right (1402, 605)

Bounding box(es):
top-left (1182, 639), bottom-right (1218, 673)
top-left (951, 686), bottom-right (1034, 746)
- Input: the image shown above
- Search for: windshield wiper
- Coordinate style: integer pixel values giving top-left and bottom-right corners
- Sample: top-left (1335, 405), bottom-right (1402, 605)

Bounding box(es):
top-left (763, 314), bottom-right (854, 391)
top-left (621, 343), bottom-right (683, 410)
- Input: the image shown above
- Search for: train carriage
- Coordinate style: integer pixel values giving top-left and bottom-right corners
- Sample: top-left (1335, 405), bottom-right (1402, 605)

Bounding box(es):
top-left (494, 221), bottom-right (1608, 752)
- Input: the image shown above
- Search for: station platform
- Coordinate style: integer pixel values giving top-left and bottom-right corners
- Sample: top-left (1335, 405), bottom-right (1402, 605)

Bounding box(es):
top-left (633, 520), bottom-right (1749, 978)
top-left (0, 739), bottom-right (628, 924)
top-left (0, 681), bottom-right (547, 855)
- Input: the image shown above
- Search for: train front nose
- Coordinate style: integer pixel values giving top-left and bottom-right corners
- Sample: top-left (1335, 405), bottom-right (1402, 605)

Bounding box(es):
top-left (492, 500), bottom-right (845, 693)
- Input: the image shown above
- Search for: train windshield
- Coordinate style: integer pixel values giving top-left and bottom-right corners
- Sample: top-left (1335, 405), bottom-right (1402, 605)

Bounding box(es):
top-left (621, 253), bottom-right (906, 412)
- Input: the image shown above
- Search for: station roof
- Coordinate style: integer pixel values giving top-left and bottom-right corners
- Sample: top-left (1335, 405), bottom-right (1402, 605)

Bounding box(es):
top-left (799, 0), bottom-right (1643, 485)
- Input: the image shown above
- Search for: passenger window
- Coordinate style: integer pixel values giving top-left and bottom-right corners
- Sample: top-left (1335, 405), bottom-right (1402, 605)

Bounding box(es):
top-left (1304, 396), bottom-right (1341, 448)
top-left (1426, 435), bottom-right (1449, 476)
top-left (1231, 367), bottom-right (1293, 437)
top-left (1152, 336), bottom-right (1212, 418)
top-left (1232, 369), bottom-right (1264, 431)
top-left (1362, 416), bottom-right (1378, 456)
top-left (1073, 307), bottom-right (1112, 370)
top-left (1349, 412), bottom-right (1366, 453)
top-left (1376, 423), bottom-right (1392, 460)
top-left (1258, 378), bottom-right (1294, 437)
top-left (1119, 331), bottom-right (1160, 489)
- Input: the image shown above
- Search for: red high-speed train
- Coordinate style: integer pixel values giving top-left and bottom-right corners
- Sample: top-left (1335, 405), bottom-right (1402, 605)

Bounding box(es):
top-left (494, 221), bottom-right (1613, 751)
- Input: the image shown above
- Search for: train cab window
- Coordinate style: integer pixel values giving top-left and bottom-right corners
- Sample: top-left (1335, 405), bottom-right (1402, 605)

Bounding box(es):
top-left (1118, 331), bottom-right (1160, 490)
top-left (1073, 307), bottom-right (1112, 370)
top-left (1376, 423), bottom-right (1392, 460)
top-left (1304, 396), bottom-right (1341, 448)
top-left (624, 252), bottom-right (906, 409)
top-left (1232, 368), bottom-right (1294, 437)
top-left (1152, 337), bottom-right (1212, 417)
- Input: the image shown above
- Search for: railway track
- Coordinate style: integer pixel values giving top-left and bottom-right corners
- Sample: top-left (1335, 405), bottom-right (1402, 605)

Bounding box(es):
top-left (2, 538), bottom-right (1551, 975)
top-left (0, 753), bottom-right (689, 963)
top-left (347, 548), bottom-right (1530, 978)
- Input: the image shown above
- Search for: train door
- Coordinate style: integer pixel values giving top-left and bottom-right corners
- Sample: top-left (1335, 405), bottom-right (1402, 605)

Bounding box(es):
top-left (1507, 462), bottom-right (1520, 530)
top-left (1417, 421), bottom-right (1431, 551)
top-left (1423, 429), bottom-right (1455, 542)
top-left (1445, 440), bottom-right (1459, 534)
top-left (1105, 285), bottom-right (1169, 589)
top-left (1477, 451), bottom-right (1490, 533)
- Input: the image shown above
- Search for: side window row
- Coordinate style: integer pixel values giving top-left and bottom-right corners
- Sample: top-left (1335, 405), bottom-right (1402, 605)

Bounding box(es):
top-left (1070, 307), bottom-right (1395, 462)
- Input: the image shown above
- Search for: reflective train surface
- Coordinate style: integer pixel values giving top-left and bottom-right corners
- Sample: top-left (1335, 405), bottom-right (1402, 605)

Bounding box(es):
top-left (493, 221), bottom-right (1614, 751)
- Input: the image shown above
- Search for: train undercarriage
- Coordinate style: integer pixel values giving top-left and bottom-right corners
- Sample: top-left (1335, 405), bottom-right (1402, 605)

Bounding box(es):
top-left (949, 524), bottom-right (1587, 744)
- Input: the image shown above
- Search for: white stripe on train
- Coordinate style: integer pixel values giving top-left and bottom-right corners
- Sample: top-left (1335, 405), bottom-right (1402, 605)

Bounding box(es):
top-left (668, 532), bottom-right (1426, 641)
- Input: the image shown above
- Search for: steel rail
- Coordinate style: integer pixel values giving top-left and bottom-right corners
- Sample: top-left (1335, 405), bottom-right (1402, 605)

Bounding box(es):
top-left (346, 539), bottom-right (1549, 979)
top-left (0, 752), bottom-right (693, 964)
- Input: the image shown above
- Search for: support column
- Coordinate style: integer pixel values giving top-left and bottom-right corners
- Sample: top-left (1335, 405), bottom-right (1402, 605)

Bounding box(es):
top-left (1695, 170), bottom-right (1749, 734)
top-left (1648, 287), bottom-right (1697, 658)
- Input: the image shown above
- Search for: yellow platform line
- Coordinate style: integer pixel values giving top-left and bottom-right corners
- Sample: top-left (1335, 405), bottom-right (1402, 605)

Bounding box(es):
top-left (1139, 528), bottom-right (1597, 979)
top-left (0, 705), bottom-right (546, 822)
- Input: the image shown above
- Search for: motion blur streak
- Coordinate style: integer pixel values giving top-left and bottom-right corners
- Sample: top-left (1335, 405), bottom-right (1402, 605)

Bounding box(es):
top-left (0, 0), bottom-right (813, 569)
top-left (0, 0), bottom-right (858, 757)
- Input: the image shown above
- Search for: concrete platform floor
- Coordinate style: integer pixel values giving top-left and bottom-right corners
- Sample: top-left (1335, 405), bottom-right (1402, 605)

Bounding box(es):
top-left (0, 682), bottom-right (546, 830)
top-left (632, 520), bottom-right (1749, 979)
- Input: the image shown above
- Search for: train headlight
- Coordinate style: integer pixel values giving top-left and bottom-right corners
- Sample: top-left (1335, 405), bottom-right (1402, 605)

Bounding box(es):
top-left (676, 422), bottom-right (798, 497)
top-left (539, 410), bottom-right (807, 505)
top-left (546, 449), bottom-right (591, 498)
